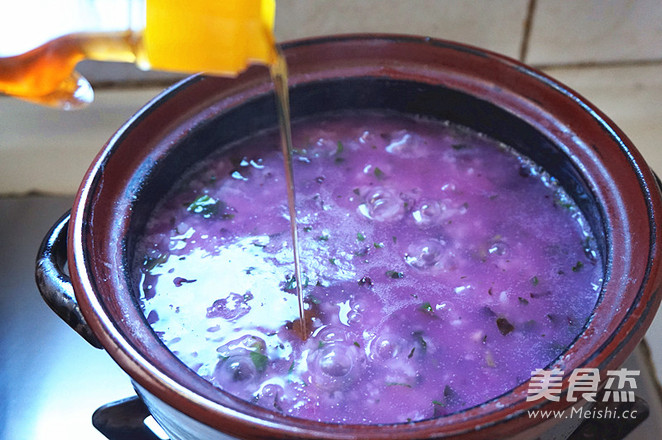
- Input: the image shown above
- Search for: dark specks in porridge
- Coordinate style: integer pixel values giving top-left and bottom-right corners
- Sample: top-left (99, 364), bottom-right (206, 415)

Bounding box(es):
top-left (134, 111), bottom-right (602, 424)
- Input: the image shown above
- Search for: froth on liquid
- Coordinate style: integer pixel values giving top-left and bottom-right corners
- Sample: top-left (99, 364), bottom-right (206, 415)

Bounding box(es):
top-left (135, 111), bottom-right (602, 424)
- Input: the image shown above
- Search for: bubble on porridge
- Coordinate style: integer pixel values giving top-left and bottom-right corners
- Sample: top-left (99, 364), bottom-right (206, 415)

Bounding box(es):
top-left (213, 353), bottom-right (261, 389)
top-left (411, 200), bottom-right (449, 226)
top-left (318, 346), bottom-right (353, 377)
top-left (308, 130), bottom-right (345, 157)
top-left (206, 292), bottom-right (253, 320)
top-left (405, 238), bottom-right (454, 270)
top-left (487, 237), bottom-right (508, 256)
top-left (314, 325), bottom-right (353, 344)
top-left (368, 333), bottom-right (406, 360)
top-left (136, 111), bottom-right (603, 424)
top-left (308, 340), bottom-right (365, 390)
top-left (255, 382), bottom-right (286, 411)
top-left (342, 295), bottom-right (382, 327)
top-left (358, 186), bottom-right (405, 221)
top-left (211, 335), bottom-right (269, 391)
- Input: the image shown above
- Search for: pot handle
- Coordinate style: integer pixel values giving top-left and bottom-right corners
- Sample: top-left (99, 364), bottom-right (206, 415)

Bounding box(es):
top-left (654, 171), bottom-right (662, 192)
top-left (35, 211), bottom-right (103, 349)
top-left (92, 396), bottom-right (164, 440)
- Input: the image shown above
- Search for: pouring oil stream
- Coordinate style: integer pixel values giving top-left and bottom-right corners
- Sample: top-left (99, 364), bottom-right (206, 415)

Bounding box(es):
top-left (0, 0), bottom-right (310, 339)
top-left (270, 48), bottom-right (308, 340)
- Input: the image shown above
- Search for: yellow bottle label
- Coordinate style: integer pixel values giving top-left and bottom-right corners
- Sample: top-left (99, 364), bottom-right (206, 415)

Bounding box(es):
top-left (142, 0), bottom-right (276, 76)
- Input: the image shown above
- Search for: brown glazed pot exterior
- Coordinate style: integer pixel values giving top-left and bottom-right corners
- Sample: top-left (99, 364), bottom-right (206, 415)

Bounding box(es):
top-left (67, 35), bottom-right (662, 439)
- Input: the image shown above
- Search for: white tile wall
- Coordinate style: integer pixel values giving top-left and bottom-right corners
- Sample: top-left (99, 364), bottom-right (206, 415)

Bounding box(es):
top-left (542, 64), bottom-right (662, 174)
top-left (527, 0), bottom-right (662, 65)
top-left (274, 0), bottom-right (529, 59)
top-left (0, 88), bottom-right (164, 195)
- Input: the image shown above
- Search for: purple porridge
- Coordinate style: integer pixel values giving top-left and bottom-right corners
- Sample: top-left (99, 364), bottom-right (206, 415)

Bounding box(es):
top-left (135, 111), bottom-right (602, 424)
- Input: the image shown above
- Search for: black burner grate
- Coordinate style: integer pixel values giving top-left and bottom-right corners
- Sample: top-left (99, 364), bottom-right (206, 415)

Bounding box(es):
top-left (92, 394), bottom-right (649, 440)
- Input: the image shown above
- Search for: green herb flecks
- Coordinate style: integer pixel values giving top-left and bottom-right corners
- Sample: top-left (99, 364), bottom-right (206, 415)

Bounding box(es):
top-left (284, 275), bottom-right (297, 290)
top-left (374, 242), bottom-right (385, 249)
top-left (357, 232), bottom-right (366, 242)
top-left (374, 167), bottom-right (385, 180)
top-left (553, 191), bottom-right (575, 211)
top-left (143, 252), bottom-right (169, 272)
top-left (531, 276), bottom-right (539, 286)
top-left (386, 270), bottom-right (405, 279)
top-left (572, 261), bottom-right (584, 272)
top-left (249, 351), bottom-right (269, 372)
top-left (334, 141), bottom-right (345, 164)
top-left (187, 194), bottom-right (220, 218)
top-left (420, 302), bottom-right (434, 314)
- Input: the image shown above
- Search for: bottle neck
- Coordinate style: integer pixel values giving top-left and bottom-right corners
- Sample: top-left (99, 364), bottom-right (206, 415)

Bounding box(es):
top-left (0, 0), bottom-right (142, 58)
top-left (0, 0), bottom-right (276, 109)
top-left (139, 0), bottom-right (276, 75)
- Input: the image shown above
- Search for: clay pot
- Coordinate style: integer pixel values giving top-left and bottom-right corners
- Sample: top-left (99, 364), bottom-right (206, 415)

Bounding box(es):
top-left (37, 35), bottom-right (662, 439)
